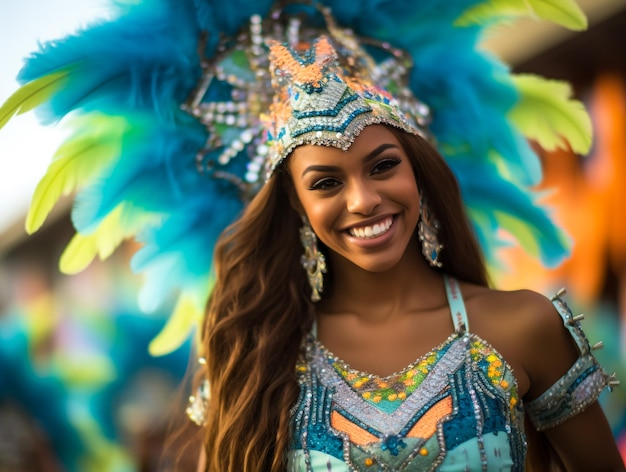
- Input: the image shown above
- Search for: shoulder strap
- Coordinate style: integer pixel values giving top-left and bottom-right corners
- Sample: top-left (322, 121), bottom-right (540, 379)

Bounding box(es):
top-left (444, 276), bottom-right (469, 335)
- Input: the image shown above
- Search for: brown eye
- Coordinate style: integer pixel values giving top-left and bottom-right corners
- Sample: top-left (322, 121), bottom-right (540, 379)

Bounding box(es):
top-left (371, 158), bottom-right (401, 175)
top-left (309, 177), bottom-right (342, 191)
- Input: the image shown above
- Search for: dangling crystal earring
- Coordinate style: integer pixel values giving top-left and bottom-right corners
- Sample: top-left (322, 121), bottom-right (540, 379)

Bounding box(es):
top-left (186, 358), bottom-right (210, 426)
top-left (418, 196), bottom-right (443, 268)
top-left (299, 216), bottom-right (327, 302)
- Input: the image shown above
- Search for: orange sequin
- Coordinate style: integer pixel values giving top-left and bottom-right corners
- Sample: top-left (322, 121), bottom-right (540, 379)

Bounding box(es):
top-left (268, 37), bottom-right (335, 88)
top-left (331, 411), bottom-right (378, 446)
top-left (406, 396), bottom-right (453, 439)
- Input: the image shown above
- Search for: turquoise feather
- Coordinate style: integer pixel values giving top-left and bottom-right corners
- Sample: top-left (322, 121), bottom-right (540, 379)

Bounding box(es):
top-left (25, 113), bottom-right (124, 234)
top-left (0, 0), bottom-right (591, 356)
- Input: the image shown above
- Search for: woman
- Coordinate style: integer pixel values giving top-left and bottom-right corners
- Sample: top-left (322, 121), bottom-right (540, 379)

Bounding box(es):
top-left (1, 1), bottom-right (622, 470)
top-left (189, 37), bottom-right (624, 471)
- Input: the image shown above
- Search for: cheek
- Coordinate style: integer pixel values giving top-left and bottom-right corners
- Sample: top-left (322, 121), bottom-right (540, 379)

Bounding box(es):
top-left (298, 198), bottom-right (341, 246)
top-left (401, 172), bottom-right (420, 193)
top-left (391, 174), bottom-right (420, 204)
top-left (307, 203), bottom-right (337, 238)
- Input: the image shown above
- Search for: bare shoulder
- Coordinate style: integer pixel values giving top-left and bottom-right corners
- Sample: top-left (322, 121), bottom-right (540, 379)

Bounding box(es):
top-left (457, 282), bottom-right (579, 398)
top-left (461, 283), bottom-right (623, 467)
top-left (458, 282), bottom-right (564, 338)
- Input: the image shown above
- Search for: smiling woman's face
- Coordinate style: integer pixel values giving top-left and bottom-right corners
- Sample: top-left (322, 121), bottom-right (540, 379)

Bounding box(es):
top-left (288, 125), bottom-right (421, 274)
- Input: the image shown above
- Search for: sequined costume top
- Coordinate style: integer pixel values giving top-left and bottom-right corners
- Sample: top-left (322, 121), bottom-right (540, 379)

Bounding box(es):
top-left (288, 277), bottom-right (612, 471)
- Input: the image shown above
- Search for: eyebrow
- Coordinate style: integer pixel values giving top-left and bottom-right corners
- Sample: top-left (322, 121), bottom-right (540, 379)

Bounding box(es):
top-left (301, 143), bottom-right (399, 177)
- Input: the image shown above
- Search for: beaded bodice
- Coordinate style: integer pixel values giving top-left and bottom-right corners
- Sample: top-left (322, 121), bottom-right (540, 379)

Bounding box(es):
top-left (288, 277), bottom-right (526, 471)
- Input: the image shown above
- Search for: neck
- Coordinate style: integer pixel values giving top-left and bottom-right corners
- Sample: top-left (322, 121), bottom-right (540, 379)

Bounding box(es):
top-left (319, 243), bottom-right (446, 323)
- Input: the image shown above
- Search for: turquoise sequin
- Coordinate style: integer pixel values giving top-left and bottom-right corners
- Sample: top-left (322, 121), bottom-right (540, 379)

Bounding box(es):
top-left (289, 278), bottom-right (612, 470)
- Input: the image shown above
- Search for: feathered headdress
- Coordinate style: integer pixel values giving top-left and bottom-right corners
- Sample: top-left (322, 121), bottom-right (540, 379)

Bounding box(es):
top-left (0, 0), bottom-right (592, 355)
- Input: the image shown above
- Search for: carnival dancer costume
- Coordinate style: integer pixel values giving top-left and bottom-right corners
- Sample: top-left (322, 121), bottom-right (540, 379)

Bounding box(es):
top-left (0, 0), bottom-right (617, 470)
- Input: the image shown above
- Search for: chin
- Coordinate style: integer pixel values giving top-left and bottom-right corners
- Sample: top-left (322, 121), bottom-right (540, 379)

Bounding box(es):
top-left (343, 252), bottom-right (407, 274)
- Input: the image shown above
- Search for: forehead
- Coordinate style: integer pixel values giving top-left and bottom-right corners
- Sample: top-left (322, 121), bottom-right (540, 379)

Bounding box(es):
top-left (288, 125), bottom-right (402, 170)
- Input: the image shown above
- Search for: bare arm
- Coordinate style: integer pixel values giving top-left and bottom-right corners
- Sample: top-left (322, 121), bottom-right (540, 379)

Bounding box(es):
top-left (521, 293), bottom-right (624, 470)
top-left (543, 401), bottom-right (624, 471)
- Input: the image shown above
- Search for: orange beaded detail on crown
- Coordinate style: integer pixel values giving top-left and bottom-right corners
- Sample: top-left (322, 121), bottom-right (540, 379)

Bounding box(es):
top-left (262, 34), bottom-right (431, 176)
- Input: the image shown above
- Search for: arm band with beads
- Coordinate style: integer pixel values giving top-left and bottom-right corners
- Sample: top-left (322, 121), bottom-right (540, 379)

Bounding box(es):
top-left (526, 289), bottom-right (618, 431)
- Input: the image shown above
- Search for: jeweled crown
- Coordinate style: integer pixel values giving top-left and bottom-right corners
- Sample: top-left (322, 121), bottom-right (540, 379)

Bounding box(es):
top-left (183, 5), bottom-right (432, 190)
top-left (262, 35), bottom-right (430, 174)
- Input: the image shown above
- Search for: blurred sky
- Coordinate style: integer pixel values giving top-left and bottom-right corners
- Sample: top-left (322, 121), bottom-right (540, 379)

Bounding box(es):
top-left (0, 0), bottom-right (111, 235)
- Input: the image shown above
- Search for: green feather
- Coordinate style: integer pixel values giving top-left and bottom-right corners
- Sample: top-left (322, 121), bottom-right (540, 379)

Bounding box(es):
top-left (25, 114), bottom-right (126, 234)
top-left (509, 74), bottom-right (592, 154)
top-left (456, 0), bottom-right (587, 31)
top-left (60, 206), bottom-right (127, 275)
top-left (60, 203), bottom-right (159, 274)
top-left (148, 290), bottom-right (208, 356)
top-left (495, 211), bottom-right (542, 259)
top-left (60, 233), bottom-right (111, 275)
top-left (0, 69), bottom-right (70, 129)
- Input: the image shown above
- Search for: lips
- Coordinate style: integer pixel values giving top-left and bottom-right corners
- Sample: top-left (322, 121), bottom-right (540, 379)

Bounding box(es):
top-left (348, 216), bottom-right (393, 239)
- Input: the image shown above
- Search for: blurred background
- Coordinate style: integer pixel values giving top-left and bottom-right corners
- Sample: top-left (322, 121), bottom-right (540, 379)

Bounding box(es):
top-left (1, 0), bottom-right (625, 470)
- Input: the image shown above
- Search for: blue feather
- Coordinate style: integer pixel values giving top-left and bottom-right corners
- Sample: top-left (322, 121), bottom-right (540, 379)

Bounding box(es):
top-left (19, 0), bottom-right (201, 124)
top-left (132, 197), bottom-right (242, 311)
top-left (452, 160), bottom-right (569, 267)
top-left (2, 0), bottom-right (585, 352)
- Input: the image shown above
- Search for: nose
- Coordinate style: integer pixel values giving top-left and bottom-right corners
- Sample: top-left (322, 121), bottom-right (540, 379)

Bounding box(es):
top-left (345, 179), bottom-right (381, 215)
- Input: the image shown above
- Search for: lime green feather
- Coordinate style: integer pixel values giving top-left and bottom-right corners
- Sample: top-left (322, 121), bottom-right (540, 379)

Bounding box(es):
top-left (495, 210), bottom-right (571, 257)
top-left (456, 0), bottom-right (587, 31)
top-left (509, 74), bottom-right (592, 154)
top-left (60, 203), bottom-right (159, 275)
top-left (495, 211), bottom-right (541, 258)
top-left (0, 69), bottom-right (70, 129)
top-left (60, 232), bottom-right (116, 275)
top-left (148, 288), bottom-right (210, 356)
top-left (25, 114), bottom-right (126, 234)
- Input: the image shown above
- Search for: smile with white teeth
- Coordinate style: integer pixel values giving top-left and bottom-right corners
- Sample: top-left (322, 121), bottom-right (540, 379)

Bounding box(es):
top-left (348, 216), bottom-right (393, 239)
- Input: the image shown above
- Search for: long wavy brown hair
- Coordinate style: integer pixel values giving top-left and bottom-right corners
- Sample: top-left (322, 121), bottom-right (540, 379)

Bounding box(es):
top-left (182, 126), bottom-right (507, 470)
